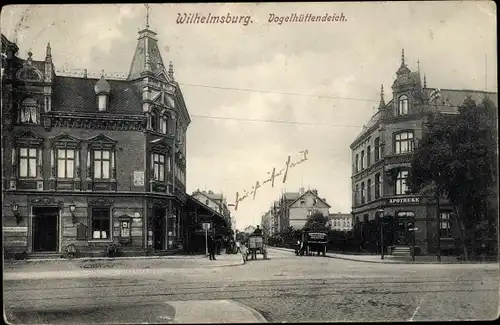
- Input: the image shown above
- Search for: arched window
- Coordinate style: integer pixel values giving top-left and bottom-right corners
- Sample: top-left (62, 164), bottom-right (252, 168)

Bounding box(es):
top-left (150, 111), bottom-right (158, 131)
top-left (355, 184), bottom-right (359, 204)
top-left (360, 150), bottom-right (365, 170)
top-left (355, 154), bottom-right (359, 173)
top-left (398, 95), bottom-right (409, 115)
top-left (367, 179), bottom-right (372, 201)
top-left (361, 182), bottom-right (365, 204)
top-left (19, 98), bottom-right (39, 124)
top-left (160, 116), bottom-right (167, 134)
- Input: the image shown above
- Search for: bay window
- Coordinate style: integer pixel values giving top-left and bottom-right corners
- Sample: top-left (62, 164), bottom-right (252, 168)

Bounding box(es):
top-left (395, 169), bottom-right (409, 195)
top-left (394, 131), bottom-right (414, 154)
top-left (152, 153), bottom-right (166, 182)
top-left (19, 97), bottom-right (39, 124)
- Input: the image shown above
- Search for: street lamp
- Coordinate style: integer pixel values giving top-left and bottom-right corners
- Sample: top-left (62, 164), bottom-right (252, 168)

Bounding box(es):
top-left (69, 203), bottom-right (77, 224)
top-left (377, 208), bottom-right (385, 260)
top-left (11, 202), bottom-right (21, 224)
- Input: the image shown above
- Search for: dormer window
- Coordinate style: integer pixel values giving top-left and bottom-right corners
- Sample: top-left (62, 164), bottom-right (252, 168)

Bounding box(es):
top-left (94, 74), bottom-right (111, 112)
top-left (19, 97), bottom-right (39, 124)
top-left (398, 95), bottom-right (409, 115)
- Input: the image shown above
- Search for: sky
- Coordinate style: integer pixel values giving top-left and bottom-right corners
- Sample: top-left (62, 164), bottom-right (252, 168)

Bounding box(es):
top-left (1, 2), bottom-right (497, 231)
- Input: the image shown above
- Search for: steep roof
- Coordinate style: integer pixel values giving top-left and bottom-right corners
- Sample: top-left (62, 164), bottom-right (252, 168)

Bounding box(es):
top-left (52, 76), bottom-right (142, 114)
top-left (424, 88), bottom-right (498, 113)
top-left (288, 189), bottom-right (331, 208)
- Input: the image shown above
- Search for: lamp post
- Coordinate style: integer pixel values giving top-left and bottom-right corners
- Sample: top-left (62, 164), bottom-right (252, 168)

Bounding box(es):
top-left (69, 203), bottom-right (77, 224)
top-left (377, 208), bottom-right (385, 260)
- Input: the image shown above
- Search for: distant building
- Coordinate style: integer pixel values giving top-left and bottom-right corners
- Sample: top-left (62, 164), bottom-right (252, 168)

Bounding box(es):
top-left (271, 187), bottom-right (331, 231)
top-left (350, 49), bottom-right (498, 255)
top-left (260, 209), bottom-right (272, 236)
top-left (244, 225), bottom-right (256, 234)
top-left (328, 213), bottom-right (353, 232)
top-left (191, 189), bottom-right (231, 226)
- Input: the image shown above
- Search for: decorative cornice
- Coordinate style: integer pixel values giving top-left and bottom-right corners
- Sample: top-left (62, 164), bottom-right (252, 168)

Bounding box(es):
top-left (88, 197), bottom-right (114, 207)
top-left (46, 114), bottom-right (145, 131)
top-left (30, 196), bottom-right (64, 207)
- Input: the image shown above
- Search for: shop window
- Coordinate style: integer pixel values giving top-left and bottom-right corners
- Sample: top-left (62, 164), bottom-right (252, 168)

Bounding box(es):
top-left (394, 131), bottom-right (414, 154)
top-left (440, 211), bottom-right (453, 238)
top-left (91, 208), bottom-right (111, 240)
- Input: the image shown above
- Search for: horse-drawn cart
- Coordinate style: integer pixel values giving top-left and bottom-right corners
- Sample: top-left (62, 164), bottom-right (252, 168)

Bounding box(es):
top-left (245, 235), bottom-right (268, 261)
top-left (300, 231), bottom-right (328, 257)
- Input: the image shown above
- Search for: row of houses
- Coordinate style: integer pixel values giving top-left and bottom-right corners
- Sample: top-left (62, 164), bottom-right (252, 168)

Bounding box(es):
top-left (259, 187), bottom-right (352, 235)
top-left (1, 18), bottom-right (233, 257)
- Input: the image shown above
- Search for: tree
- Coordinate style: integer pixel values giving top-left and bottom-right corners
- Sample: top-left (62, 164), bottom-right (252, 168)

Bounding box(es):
top-left (303, 212), bottom-right (330, 231)
top-left (408, 96), bottom-right (498, 260)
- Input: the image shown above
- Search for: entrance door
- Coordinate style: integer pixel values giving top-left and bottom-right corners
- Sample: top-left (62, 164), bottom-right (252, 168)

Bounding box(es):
top-left (153, 208), bottom-right (166, 250)
top-left (395, 218), bottom-right (415, 246)
top-left (32, 207), bottom-right (59, 252)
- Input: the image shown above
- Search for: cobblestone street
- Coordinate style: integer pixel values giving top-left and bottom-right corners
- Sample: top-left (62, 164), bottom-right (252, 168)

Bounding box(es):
top-left (4, 248), bottom-right (498, 323)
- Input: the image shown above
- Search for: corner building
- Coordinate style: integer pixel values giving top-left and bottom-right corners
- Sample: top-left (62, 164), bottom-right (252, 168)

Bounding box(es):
top-left (350, 50), bottom-right (497, 255)
top-left (1, 21), bottom-right (192, 257)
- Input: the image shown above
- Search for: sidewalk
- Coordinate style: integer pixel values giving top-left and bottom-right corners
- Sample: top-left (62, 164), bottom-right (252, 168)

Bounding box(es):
top-left (4, 252), bottom-right (244, 280)
top-left (270, 247), bottom-right (495, 264)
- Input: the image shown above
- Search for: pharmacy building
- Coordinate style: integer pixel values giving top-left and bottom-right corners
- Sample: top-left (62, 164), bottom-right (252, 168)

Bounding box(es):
top-left (350, 50), bottom-right (497, 256)
top-left (1, 22), bottom-right (229, 257)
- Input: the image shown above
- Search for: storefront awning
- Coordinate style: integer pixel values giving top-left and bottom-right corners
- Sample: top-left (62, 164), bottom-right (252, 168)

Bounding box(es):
top-left (187, 195), bottom-right (230, 228)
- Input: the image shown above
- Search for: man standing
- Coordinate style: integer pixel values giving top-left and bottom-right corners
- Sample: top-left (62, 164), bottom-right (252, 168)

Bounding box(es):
top-left (253, 225), bottom-right (263, 236)
top-left (208, 235), bottom-right (216, 260)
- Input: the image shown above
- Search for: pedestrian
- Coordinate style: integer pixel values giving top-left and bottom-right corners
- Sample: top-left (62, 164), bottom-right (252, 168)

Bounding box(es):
top-left (253, 225), bottom-right (263, 236)
top-left (235, 241), bottom-right (241, 254)
top-left (208, 235), bottom-right (216, 260)
top-left (240, 242), bottom-right (248, 264)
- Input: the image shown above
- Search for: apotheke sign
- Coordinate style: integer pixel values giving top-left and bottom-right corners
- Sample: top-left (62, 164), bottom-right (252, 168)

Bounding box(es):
top-left (387, 197), bottom-right (421, 205)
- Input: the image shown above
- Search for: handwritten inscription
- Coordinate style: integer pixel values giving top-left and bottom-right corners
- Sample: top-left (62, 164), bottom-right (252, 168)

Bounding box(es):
top-left (234, 150), bottom-right (309, 210)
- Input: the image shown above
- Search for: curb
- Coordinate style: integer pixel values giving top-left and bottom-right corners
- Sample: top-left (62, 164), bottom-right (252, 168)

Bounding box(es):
top-left (269, 247), bottom-right (494, 265)
top-left (231, 300), bottom-right (268, 323)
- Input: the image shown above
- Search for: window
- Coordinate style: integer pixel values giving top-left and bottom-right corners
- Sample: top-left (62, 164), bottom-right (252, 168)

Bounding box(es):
top-left (398, 95), bottom-right (409, 115)
top-left (374, 137), bottom-right (380, 161)
top-left (375, 173), bottom-right (381, 198)
top-left (205, 199), bottom-right (209, 205)
top-left (355, 154), bottom-right (359, 173)
top-left (91, 208), bottom-right (111, 239)
top-left (394, 131), bottom-right (414, 154)
top-left (160, 117), bottom-right (167, 134)
top-left (361, 182), bottom-right (365, 204)
top-left (355, 184), bottom-right (359, 204)
top-left (300, 199), bottom-right (305, 207)
top-left (395, 170), bottom-right (409, 195)
top-left (308, 210), bottom-right (312, 216)
top-left (367, 179), bottom-right (372, 201)
top-left (440, 211), bottom-right (453, 238)
top-left (152, 153), bottom-right (166, 182)
top-left (360, 151), bottom-right (365, 170)
top-left (93, 150), bottom-right (111, 179)
top-left (19, 148), bottom-right (37, 178)
top-left (57, 149), bottom-right (75, 178)
top-left (151, 112), bottom-right (158, 131)
top-left (367, 146), bottom-right (371, 166)
top-left (19, 98), bottom-right (39, 124)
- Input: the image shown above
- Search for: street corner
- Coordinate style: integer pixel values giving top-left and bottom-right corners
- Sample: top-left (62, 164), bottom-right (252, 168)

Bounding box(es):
top-left (203, 254), bottom-right (246, 268)
top-left (165, 300), bottom-right (267, 323)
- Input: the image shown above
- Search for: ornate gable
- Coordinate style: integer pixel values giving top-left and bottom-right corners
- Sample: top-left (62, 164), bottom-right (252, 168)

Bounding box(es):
top-left (14, 129), bottom-right (44, 146)
top-left (89, 197), bottom-right (114, 207)
top-left (50, 133), bottom-right (82, 148)
top-left (88, 134), bottom-right (117, 144)
top-left (150, 137), bottom-right (172, 153)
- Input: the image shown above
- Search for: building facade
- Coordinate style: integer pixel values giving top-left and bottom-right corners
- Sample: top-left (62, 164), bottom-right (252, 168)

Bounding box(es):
top-left (350, 50), bottom-right (498, 255)
top-left (1, 20), bottom-right (195, 257)
top-left (271, 187), bottom-right (331, 231)
top-left (328, 213), bottom-right (353, 232)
